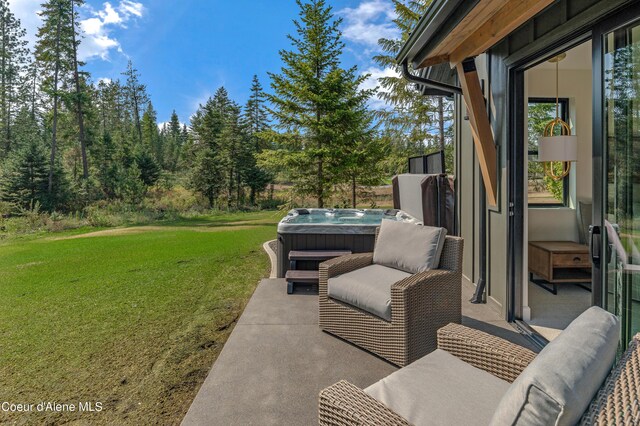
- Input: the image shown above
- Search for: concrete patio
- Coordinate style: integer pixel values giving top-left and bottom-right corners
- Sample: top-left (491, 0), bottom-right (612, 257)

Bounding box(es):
top-left (182, 277), bottom-right (537, 426)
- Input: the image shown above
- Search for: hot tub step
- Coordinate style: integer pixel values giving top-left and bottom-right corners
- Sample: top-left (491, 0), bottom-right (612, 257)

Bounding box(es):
top-left (285, 270), bottom-right (319, 294)
top-left (288, 250), bottom-right (352, 261)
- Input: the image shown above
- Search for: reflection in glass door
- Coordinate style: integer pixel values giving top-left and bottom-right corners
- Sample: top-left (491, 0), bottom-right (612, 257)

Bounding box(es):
top-left (601, 20), bottom-right (640, 345)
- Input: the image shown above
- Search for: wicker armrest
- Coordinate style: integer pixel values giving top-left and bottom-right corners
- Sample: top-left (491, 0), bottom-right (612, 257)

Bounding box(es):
top-left (392, 269), bottom-right (458, 293)
top-left (437, 323), bottom-right (536, 383)
top-left (319, 253), bottom-right (374, 280)
top-left (319, 380), bottom-right (411, 426)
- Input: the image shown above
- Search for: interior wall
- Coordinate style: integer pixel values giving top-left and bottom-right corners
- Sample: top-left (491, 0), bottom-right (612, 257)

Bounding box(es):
top-left (525, 66), bottom-right (592, 242)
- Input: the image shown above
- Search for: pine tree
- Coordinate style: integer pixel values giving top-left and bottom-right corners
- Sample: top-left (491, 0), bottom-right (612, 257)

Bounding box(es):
top-left (164, 110), bottom-right (182, 172)
top-left (244, 75), bottom-right (269, 137)
top-left (189, 87), bottom-right (232, 207)
top-left (0, 111), bottom-right (68, 211)
top-left (373, 0), bottom-right (453, 172)
top-left (35, 0), bottom-right (74, 194)
top-left (219, 101), bottom-right (245, 208)
top-left (134, 144), bottom-right (160, 187)
top-left (122, 60), bottom-right (148, 143)
top-left (0, 0), bottom-right (29, 157)
top-left (242, 75), bottom-right (271, 204)
top-left (0, 139), bottom-right (49, 210)
top-left (330, 74), bottom-right (382, 207)
top-left (190, 146), bottom-right (224, 208)
top-left (69, 0), bottom-right (88, 179)
top-left (24, 60), bottom-right (42, 120)
top-left (141, 101), bottom-right (162, 166)
top-left (267, 0), bottom-right (374, 207)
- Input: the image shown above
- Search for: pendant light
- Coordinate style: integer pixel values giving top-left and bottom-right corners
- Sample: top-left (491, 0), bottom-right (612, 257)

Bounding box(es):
top-left (537, 53), bottom-right (578, 181)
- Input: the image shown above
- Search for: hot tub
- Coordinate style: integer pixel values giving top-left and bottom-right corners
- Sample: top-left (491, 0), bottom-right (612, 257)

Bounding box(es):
top-left (276, 208), bottom-right (420, 278)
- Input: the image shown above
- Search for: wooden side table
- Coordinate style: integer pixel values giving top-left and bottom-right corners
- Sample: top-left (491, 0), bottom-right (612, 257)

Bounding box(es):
top-left (528, 241), bottom-right (592, 295)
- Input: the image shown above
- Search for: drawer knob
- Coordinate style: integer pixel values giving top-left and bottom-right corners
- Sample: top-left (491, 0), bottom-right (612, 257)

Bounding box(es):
top-left (573, 256), bottom-right (582, 262)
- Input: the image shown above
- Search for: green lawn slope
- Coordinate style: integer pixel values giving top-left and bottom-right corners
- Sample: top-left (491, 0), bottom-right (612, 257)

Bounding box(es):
top-left (0, 211), bottom-right (280, 424)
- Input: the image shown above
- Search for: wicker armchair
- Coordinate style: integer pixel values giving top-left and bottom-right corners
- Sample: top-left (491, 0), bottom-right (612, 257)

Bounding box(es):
top-left (318, 235), bottom-right (463, 367)
top-left (319, 323), bottom-right (640, 426)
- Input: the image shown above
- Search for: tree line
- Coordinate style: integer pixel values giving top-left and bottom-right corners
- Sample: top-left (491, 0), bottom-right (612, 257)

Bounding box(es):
top-left (0, 0), bottom-right (452, 215)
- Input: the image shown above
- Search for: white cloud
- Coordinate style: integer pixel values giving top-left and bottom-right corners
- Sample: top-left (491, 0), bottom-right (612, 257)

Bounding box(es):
top-left (360, 66), bottom-right (398, 110)
top-left (157, 120), bottom-right (186, 131)
top-left (98, 3), bottom-right (123, 25)
top-left (337, 0), bottom-right (398, 48)
top-left (8, 1), bottom-right (144, 61)
top-left (79, 1), bottom-right (145, 61)
top-left (8, 0), bottom-right (41, 48)
top-left (118, 0), bottom-right (143, 18)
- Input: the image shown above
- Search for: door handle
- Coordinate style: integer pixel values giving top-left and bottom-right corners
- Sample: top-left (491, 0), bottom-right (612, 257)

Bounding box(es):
top-left (590, 225), bottom-right (601, 267)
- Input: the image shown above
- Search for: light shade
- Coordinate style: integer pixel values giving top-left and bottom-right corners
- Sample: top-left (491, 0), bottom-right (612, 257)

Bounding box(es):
top-left (537, 135), bottom-right (578, 162)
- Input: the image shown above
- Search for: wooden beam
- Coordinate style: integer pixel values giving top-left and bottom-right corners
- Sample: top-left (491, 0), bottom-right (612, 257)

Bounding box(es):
top-left (431, 0), bottom-right (507, 58)
top-left (417, 54), bottom-right (450, 69)
top-left (455, 60), bottom-right (498, 207)
top-left (413, 0), bottom-right (554, 70)
top-left (448, 0), bottom-right (554, 64)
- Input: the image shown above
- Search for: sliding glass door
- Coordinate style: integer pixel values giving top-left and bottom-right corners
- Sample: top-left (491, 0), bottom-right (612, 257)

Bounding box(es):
top-left (595, 11), bottom-right (640, 346)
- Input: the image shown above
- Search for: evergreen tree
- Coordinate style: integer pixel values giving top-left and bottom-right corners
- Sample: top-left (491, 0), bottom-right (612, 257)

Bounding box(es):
top-left (134, 145), bottom-right (160, 187)
top-left (11, 107), bottom-right (40, 152)
top-left (331, 76), bottom-right (383, 207)
top-left (163, 110), bottom-right (182, 172)
top-left (141, 101), bottom-right (162, 166)
top-left (93, 130), bottom-right (120, 198)
top-left (188, 88), bottom-right (231, 207)
top-left (0, 113), bottom-right (68, 211)
top-left (244, 75), bottom-right (269, 137)
top-left (190, 146), bottom-right (224, 208)
top-left (242, 75), bottom-right (271, 204)
top-left (373, 0), bottom-right (454, 172)
top-left (23, 60), bottom-right (43, 121)
top-left (69, 0), bottom-right (88, 179)
top-left (0, 0), bottom-right (29, 157)
top-left (35, 0), bottom-right (75, 194)
top-left (0, 138), bottom-right (49, 210)
top-left (219, 101), bottom-right (245, 208)
top-left (267, 0), bottom-right (374, 207)
top-left (122, 60), bottom-right (148, 143)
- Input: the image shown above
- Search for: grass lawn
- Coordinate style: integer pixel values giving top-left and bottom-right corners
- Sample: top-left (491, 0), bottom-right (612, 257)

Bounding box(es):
top-left (0, 211), bottom-right (281, 425)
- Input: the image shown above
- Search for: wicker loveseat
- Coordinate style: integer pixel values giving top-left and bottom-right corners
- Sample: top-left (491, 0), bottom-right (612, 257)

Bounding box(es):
top-left (318, 225), bottom-right (463, 367)
top-left (319, 307), bottom-right (637, 426)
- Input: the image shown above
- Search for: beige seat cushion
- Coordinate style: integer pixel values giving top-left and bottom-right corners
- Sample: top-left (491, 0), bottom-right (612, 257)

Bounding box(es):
top-left (327, 264), bottom-right (411, 321)
top-left (365, 349), bottom-right (510, 425)
top-left (490, 306), bottom-right (619, 426)
top-left (373, 220), bottom-right (447, 274)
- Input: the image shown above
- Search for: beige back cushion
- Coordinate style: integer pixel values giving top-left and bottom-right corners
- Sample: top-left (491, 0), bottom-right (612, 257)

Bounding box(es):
top-left (373, 220), bottom-right (447, 274)
top-left (489, 307), bottom-right (619, 426)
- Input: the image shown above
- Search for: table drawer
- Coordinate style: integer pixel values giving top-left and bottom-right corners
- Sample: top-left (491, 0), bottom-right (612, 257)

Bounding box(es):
top-left (553, 253), bottom-right (591, 268)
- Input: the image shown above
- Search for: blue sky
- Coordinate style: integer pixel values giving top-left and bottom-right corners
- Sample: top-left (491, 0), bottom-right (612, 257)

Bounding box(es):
top-left (10, 0), bottom-right (399, 125)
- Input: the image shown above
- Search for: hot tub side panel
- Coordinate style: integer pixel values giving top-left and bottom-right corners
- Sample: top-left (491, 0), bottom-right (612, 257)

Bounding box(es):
top-left (276, 232), bottom-right (376, 278)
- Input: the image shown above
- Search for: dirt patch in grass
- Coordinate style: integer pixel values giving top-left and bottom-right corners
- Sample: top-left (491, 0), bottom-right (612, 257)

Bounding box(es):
top-left (49, 224), bottom-right (262, 240)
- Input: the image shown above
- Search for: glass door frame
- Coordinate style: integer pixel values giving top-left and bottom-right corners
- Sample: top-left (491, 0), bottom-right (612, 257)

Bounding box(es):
top-left (507, 35), bottom-right (593, 325)
top-left (593, 3), bottom-right (640, 342)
